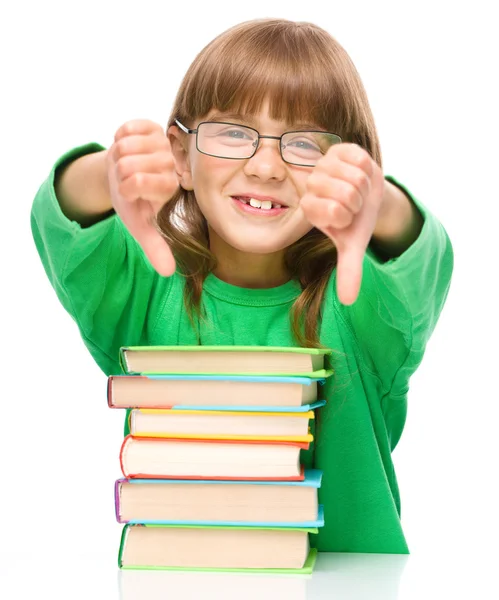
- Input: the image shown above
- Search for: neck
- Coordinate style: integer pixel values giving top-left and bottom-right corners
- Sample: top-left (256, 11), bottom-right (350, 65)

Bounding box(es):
top-left (209, 229), bottom-right (290, 289)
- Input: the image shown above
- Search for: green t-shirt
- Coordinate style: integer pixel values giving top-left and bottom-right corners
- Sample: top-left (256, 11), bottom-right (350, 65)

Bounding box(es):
top-left (31, 143), bottom-right (454, 554)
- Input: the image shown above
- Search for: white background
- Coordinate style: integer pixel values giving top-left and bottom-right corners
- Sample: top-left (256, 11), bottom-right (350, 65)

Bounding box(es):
top-left (1, 1), bottom-right (498, 598)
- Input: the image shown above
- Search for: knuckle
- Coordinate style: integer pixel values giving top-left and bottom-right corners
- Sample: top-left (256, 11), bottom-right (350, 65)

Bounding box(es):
top-left (356, 154), bottom-right (370, 171)
top-left (120, 173), bottom-right (145, 200)
top-left (354, 171), bottom-right (368, 190)
top-left (130, 172), bottom-right (145, 189)
top-left (328, 201), bottom-right (341, 217)
top-left (115, 122), bottom-right (133, 142)
top-left (147, 120), bottom-right (162, 133)
top-left (348, 144), bottom-right (366, 165)
top-left (115, 156), bottom-right (131, 180)
top-left (344, 181), bottom-right (357, 201)
top-left (121, 122), bottom-right (133, 137)
top-left (308, 171), bottom-right (327, 192)
top-left (115, 139), bottom-right (129, 158)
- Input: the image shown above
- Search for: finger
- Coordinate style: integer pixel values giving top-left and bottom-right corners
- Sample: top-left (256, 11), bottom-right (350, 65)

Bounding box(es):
top-left (115, 151), bottom-right (176, 182)
top-left (327, 143), bottom-right (374, 174)
top-left (307, 172), bottom-right (364, 213)
top-left (333, 239), bottom-right (365, 306)
top-left (118, 172), bottom-right (179, 214)
top-left (112, 133), bottom-right (170, 162)
top-left (114, 120), bottom-right (164, 143)
top-left (300, 194), bottom-right (354, 230)
top-left (121, 199), bottom-right (176, 277)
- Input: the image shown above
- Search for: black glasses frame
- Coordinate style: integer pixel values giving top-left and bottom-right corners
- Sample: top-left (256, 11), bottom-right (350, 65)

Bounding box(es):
top-left (174, 119), bottom-right (342, 167)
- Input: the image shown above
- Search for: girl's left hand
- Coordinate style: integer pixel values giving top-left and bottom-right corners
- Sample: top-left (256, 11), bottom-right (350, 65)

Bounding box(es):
top-left (300, 143), bottom-right (386, 305)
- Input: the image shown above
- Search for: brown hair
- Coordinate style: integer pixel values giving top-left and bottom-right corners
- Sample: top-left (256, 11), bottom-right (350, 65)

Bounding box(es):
top-left (157, 18), bottom-right (382, 346)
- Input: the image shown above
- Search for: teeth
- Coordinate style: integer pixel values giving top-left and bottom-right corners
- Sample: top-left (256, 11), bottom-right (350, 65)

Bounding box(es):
top-left (236, 197), bottom-right (283, 210)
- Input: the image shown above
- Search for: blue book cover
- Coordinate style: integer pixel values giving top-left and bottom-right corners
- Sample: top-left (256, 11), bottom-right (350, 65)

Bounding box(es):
top-left (115, 469), bottom-right (324, 527)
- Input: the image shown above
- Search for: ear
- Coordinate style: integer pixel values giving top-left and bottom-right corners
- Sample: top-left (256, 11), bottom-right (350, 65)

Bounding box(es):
top-left (168, 124), bottom-right (193, 191)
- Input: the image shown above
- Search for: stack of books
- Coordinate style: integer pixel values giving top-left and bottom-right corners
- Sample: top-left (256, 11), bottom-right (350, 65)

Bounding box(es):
top-left (108, 345), bottom-right (333, 573)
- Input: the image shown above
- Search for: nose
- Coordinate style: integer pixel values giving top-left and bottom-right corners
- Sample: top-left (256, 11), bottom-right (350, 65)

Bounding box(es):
top-left (243, 137), bottom-right (287, 181)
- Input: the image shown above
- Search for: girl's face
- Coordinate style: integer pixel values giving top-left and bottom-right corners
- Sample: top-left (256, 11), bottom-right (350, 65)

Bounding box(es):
top-left (170, 101), bottom-right (316, 256)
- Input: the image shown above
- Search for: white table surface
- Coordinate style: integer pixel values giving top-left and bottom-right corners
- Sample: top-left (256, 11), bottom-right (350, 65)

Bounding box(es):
top-left (1, 547), bottom-right (496, 600)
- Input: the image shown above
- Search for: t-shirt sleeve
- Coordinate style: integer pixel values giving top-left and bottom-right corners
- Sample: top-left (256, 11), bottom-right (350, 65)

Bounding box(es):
top-left (332, 175), bottom-right (454, 399)
top-left (30, 143), bottom-right (174, 375)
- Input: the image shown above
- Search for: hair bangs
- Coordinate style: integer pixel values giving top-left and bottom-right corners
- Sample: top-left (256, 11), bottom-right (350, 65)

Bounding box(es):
top-left (173, 20), bottom-right (355, 138)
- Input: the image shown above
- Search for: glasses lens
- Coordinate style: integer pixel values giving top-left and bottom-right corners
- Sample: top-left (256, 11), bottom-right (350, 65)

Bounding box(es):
top-left (282, 131), bottom-right (342, 166)
top-left (197, 122), bottom-right (258, 158)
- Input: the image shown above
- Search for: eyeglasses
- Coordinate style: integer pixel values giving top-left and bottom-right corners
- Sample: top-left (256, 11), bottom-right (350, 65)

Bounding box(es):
top-left (175, 119), bottom-right (342, 167)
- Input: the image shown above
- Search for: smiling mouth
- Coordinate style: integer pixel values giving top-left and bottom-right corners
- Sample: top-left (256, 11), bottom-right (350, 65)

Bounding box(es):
top-left (232, 196), bottom-right (285, 209)
top-left (231, 196), bottom-right (289, 216)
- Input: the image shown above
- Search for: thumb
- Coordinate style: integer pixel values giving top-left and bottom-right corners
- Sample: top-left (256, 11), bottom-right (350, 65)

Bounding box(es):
top-left (141, 223), bottom-right (177, 277)
top-left (334, 240), bottom-right (365, 305)
top-left (131, 200), bottom-right (177, 277)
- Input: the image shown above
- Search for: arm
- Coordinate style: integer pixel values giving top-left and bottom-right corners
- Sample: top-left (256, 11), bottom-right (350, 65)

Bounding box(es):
top-left (336, 176), bottom-right (454, 392)
top-left (328, 178), bottom-right (453, 449)
top-left (31, 144), bottom-right (174, 375)
top-left (54, 147), bottom-right (114, 226)
top-left (369, 178), bottom-right (425, 261)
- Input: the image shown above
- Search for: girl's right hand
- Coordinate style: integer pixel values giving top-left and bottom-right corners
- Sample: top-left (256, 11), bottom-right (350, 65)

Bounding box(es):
top-left (106, 119), bottom-right (179, 277)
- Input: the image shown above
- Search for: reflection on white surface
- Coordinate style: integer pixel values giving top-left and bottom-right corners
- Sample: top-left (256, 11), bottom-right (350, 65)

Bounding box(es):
top-left (119, 569), bottom-right (309, 600)
top-left (309, 553), bottom-right (409, 599)
top-left (1, 547), bottom-right (498, 600)
top-left (118, 552), bottom-right (409, 600)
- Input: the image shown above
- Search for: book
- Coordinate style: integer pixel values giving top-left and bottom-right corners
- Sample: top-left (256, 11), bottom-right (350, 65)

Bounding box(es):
top-left (108, 374), bottom-right (326, 409)
top-left (128, 408), bottom-right (315, 442)
top-left (119, 345), bottom-right (333, 377)
top-left (118, 523), bottom-right (318, 572)
top-left (115, 469), bottom-right (323, 525)
top-left (120, 436), bottom-right (308, 480)
top-left (119, 568), bottom-right (309, 600)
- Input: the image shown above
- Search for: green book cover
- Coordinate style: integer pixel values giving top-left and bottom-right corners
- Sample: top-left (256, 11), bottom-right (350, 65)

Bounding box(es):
top-left (119, 345), bottom-right (333, 377)
top-left (118, 524), bottom-right (318, 574)
top-left (122, 345), bottom-right (332, 354)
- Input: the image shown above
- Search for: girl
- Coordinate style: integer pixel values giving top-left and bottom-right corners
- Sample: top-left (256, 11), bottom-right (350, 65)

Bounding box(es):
top-left (31, 18), bottom-right (454, 554)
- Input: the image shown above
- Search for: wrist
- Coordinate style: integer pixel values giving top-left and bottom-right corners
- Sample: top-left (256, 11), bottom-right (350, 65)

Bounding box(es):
top-left (370, 179), bottom-right (424, 257)
top-left (56, 149), bottom-right (113, 226)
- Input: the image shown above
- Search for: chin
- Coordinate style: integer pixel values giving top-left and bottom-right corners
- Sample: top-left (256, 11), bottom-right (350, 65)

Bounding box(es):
top-left (225, 233), bottom-right (300, 254)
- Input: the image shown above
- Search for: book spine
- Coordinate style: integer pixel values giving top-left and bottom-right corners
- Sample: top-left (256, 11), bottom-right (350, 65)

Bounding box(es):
top-left (119, 435), bottom-right (132, 478)
top-left (115, 479), bottom-right (128, 523)
top-left (119, 348), bottom-right (129, 374)
top-left (117, 524), bottom-right (131, 568)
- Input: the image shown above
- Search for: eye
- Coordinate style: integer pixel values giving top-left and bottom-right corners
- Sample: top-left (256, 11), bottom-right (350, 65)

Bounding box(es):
top-left (287, 138), bottom-right (321, 152)
top-left (219, 127), bottom-right (253, 140)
